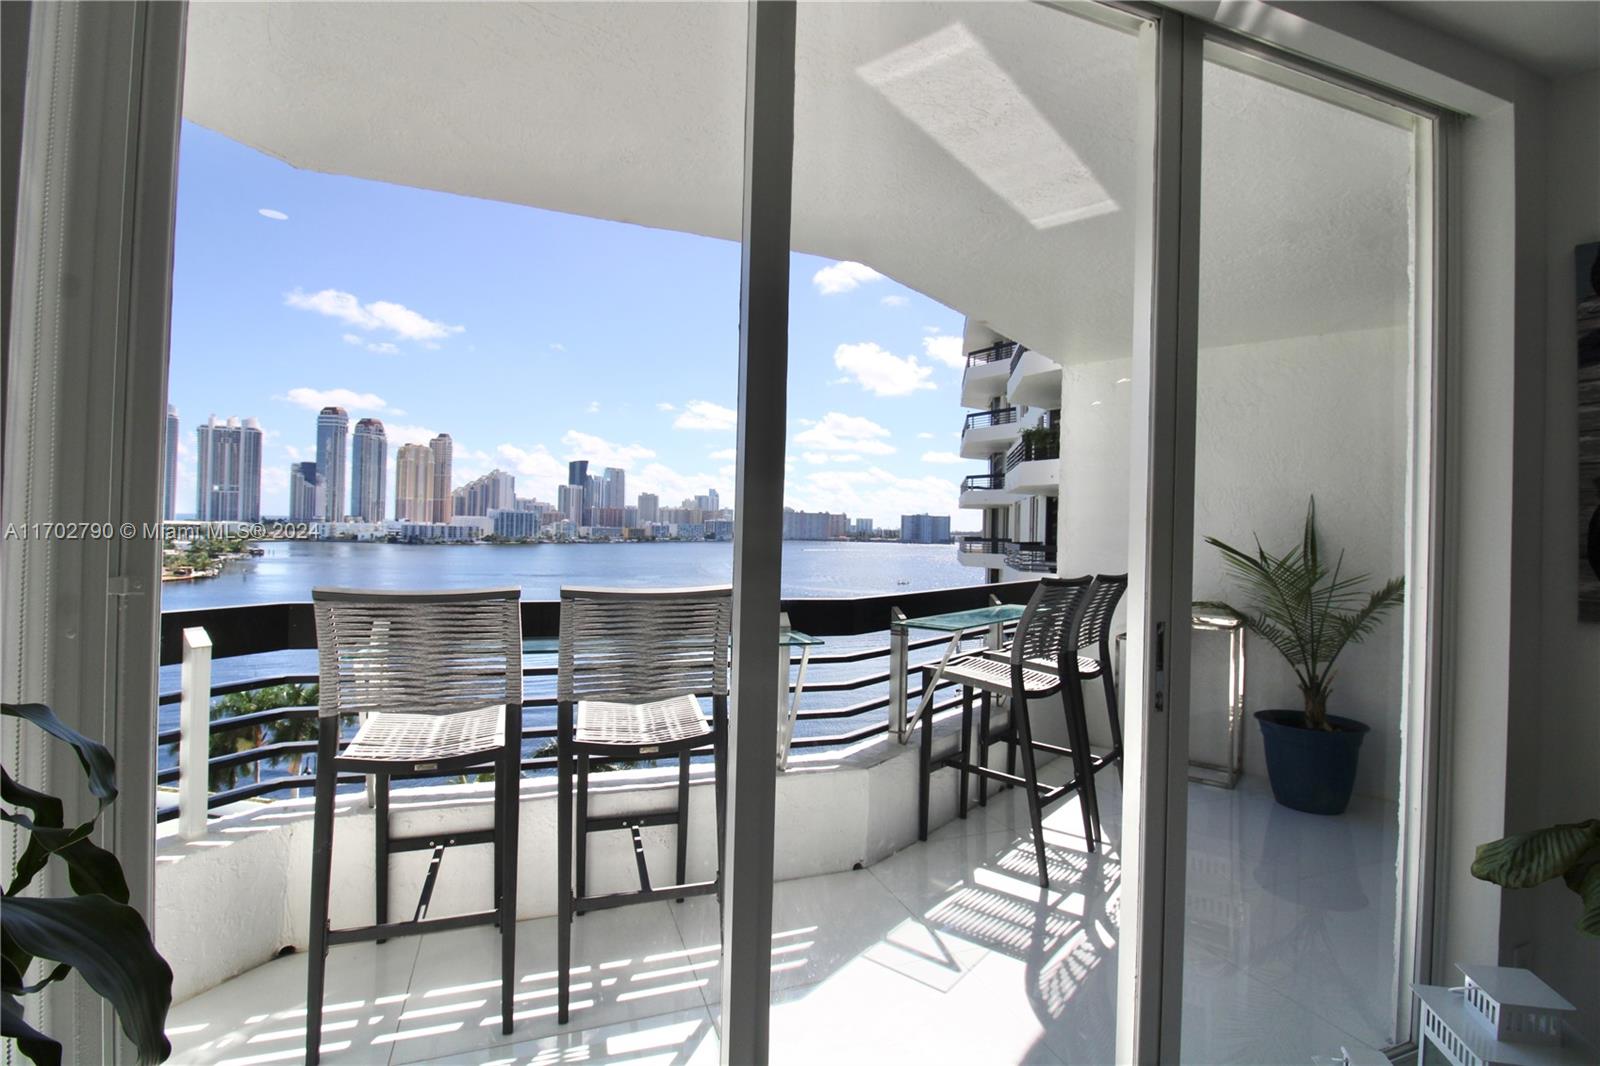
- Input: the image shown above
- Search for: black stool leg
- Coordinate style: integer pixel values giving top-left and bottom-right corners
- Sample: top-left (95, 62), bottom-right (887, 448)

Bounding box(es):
top-left (1064, 687), bottom-right (1099, 849)
top-left (557, 703), bottom-right (574, 1025)
top-left (1006, 704), bottom-right (1018, 789)
top-left (500, 735), bottom-right (518, 1035)
top-left (713, 696), bottom-right (728, 897)
top-left (978, 692), bottom-right (992, 808)
top-left (1011, 691), bottom-right (1050, 889)
top-left (958, 686), bottom-right (975, 819)
top-left (575, 753), bottom-right (589, 913)
top-left (675, 752), bottom-right (690, 899)
top-left (305, 720), bottom-right (338, 1066)
top-left (374, 771), bottom-right (390, 941)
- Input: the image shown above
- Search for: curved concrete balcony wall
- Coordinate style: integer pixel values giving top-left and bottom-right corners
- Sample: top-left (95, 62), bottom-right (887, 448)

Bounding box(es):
top-left (154, 714), bottom-right (1075, 1004)
top-left (1006, 350), bottom-right (1064, 410)
top-left (1006, 457), bottom-right (1060, 496)
top-left (958, 484), bottom-right (1016, 509)
top-left (959, 421), bottom-right (1021, 460)
top-left (960, 359), bottom-right (1011, 408)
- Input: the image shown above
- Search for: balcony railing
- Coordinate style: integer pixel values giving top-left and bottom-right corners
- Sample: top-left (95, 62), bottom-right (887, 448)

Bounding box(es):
top-left (957, 535), bottom-right (1016, 556)
top-left (959, 472), bottom-right (1004, 493)
top-left (964, 340), bottom-right (1020, 368)
top-left (1006, 433), bottom-right (1060, 471)
top-left (963, 407), bottom-right (1018, 432)
top-left (1004, 543), bottom-right (1057, 573)
top-left (154, 583), bottom-right (1040, 825)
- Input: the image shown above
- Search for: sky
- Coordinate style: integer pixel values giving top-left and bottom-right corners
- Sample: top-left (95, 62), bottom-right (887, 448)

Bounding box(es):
top-left (169, 121), bottom-right (974, 526)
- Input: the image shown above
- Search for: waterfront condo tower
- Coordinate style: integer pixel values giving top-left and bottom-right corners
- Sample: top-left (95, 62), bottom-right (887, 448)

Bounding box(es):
top-left (315, 405), bottom-right (349, 521)
top-left (194, 415), bottom-right (263, 522)
top-left (349, 418), bottom-right (387, 522)
top-left (164, 404), bottom-right (179, 520)
top-left (395, 443), bottom-right (435, 522)
top-left (429, 433), bottom-right (454, 523)
top-left (289, 461), bottom-right (322, 523)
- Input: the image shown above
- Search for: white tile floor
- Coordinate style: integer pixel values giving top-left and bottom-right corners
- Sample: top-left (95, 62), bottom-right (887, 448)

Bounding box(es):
top-left (166, 773), bottom-right (1401, 1065)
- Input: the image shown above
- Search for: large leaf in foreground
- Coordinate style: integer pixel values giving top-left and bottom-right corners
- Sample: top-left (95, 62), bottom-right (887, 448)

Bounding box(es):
top-left (1471, 820), bottom-right (1600, 889)
top-left (1, 895), bottom-right (172, 1064)
top-left (1, 704), bottom-right (117, 808)
top-left (1, 990), bottom-right (60, 1066)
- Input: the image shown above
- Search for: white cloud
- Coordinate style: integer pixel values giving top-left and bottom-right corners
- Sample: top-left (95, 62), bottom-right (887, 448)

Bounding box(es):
top-left (382, 423), bottom-right (440, 449)
top-left (496, 443), bottom-right (566, 486)
top-left (880, 294), bottom-right (909, 308)
top-left (341, 332), bottom-right (400, 355)
top-left (801, 452), bottom-right (861, 464)
top-left (586, 401), bottom-right (601, 414)
top-left (550, 343), bottom-right (566, 352)
top-left (279, 386), bottom-right (387, 413)
top-left (708, 448), bottom-right (736, 461)
top-left (917, 432), bottom-right (936, 439)
top-left (921, 451), bottom-right (965, 464)
top-left (657, 402), bottom-right (677, 412)
top-left (811, 260), bottom-right (884, 295)
top-left (633, 462), bottom-right (729, 508)
top-left (785, 466), bottom-right (958, 525)
top-left (285, 444), bottom-right (306, 462)
top-left (832, 342), bottom-right (935, 397)
top-left (793, 412), bottom-right (895, 455)
top-left (921, 334), bottom-right (964, 369)
top-left (258, 208), bottom-right (288, 221)
top-left (561, 430), bottom-right (655, 471)
top-left (285, 288), bottom-right (464, 343)
top-left (674, 399), bottom-right (737, 431)
top-left (261, 466), bottom-right (289, 495)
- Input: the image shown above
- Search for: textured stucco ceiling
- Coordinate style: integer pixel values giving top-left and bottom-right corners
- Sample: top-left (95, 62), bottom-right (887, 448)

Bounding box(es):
top-left (183, 1), bottom-right (1415, 364)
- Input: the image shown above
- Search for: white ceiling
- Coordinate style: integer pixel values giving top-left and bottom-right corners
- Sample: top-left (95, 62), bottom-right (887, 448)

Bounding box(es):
top-left (1376, 1), bottom-right (1600, 78)
top-left (183, 2), bottom-right (1416, 365)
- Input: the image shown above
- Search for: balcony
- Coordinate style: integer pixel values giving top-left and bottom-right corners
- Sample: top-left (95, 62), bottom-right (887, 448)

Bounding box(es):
top-left (1003, 542), bottom-right (1058, 575)
top-left (1005, 347), bottom-right (1062, 410)
top-left (959, 406), bottom-right (1022, 459)
top-left (956, 534), bottom-right (1015, 567)
top-left (958, 472), bottom-right (1015, 509)
top-left (1004, 431), bottom-right (1060, 497)
top-left (960, 341), bottom-right (1020, 408)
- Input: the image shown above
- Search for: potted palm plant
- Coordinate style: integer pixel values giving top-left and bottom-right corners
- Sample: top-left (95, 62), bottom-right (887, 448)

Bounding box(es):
top-left (1197, 498), bottom-right (1404, 815)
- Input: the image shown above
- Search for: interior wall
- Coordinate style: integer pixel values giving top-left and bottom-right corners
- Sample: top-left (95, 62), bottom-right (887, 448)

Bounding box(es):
top-left (1521, 67), bottom-right (1600, 1045)
top-left (1061, 325), bottom-right (1410, 798)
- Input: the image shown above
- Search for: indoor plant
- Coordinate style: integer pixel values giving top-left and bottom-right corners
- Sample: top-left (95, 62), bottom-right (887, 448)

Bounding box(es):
top-left (1472, 819), bottom-right (1599, 937)
top-left (1, 702), bottom-right (173, 1065)
top-left (1197, 497), bottom-right (1404, 815)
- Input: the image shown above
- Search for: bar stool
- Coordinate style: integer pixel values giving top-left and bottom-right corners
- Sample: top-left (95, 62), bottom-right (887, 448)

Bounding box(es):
top-left (555, 585), bottom-right (733, 1025)
top-left (305, 587), bottom-right (523, 1065)
top-left (941, 576), bottom-right (1096, 888)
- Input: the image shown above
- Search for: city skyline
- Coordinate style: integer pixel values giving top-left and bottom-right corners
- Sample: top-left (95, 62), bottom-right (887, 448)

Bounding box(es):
top-left (169, 121), bottom-right (971, 525)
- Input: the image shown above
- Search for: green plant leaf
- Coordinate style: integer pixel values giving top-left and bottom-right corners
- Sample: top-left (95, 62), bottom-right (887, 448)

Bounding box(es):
top-left (1471, 820), bottom-right (1600, 889)
top-left (1, 811), bottom-right (131, 902)
top-left (2, 989), bottom-right (61, 1066)
top-left (1, 770), bottom-right (64, 831)
top-left (1562, 859), bottom-right (1600, 937)
top-left (1, 705), bottom-right (117, 809)
top-left (1, 895), bottom-right (172, 1065)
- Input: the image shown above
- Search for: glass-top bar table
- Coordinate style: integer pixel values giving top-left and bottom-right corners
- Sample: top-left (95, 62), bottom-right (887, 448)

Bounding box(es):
top-left (889, 599), bottom-right (1027, 742)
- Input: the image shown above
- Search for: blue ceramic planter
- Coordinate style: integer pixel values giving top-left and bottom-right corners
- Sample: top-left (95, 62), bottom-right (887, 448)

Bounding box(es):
top-left (1254, 709), bottom-right (1370, 815)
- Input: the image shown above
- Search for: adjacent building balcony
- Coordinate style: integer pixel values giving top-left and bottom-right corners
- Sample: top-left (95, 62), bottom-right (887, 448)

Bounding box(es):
top-left (958, 472), bottom-right (1015, 509)
top-left (960, 341), bottom-right (1020, 408)
top-left (1005, 347), bottom-right (1063, 410)
top-left (1003, 541), bottom-right (1059, 575)
top-left (1004, 434), bottom-right (1061, 496)
top-left (956, 534), bottom-right (1015, 567)
top-left (959, 407), bottom-right (1022, 459)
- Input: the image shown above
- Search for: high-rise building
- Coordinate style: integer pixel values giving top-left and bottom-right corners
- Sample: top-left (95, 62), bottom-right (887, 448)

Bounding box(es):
top-left (557, 483), bottom-right (584, 527)
top-left (315, 406), bottom-right (349, 521)
top-left (195, 415), bottom-right (263, 522)
top-left (163, 405), bottom-right (179, 520)
top-left (451, 469), bottom-right (516, 516)
top-left (394, 443), bottom-right (435, 521)
top-left (289, 462), bottom-right (321, 523)
top-left (602, 467), bottom-right (626, 510)
top-left (349, 418), bottom-right (387, 521)
top-left (637, 493), bottom-right (659, 524)
top-left (782, 508), bottom-right (849, 540)
top-left (429, 433), bottom-right (454, 523)
top-left (567, 460), bottom-right (588, 491)
top-left (707, 488), bottom-right (720, 514)
top-left (583, 474), bottom-right (600, 526)
top-left (900, 513), bottom-right (952, 544)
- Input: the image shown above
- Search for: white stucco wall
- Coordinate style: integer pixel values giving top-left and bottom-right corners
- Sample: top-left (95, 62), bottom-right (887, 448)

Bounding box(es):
top-left (1060, 325), bottom-right (1410, 800)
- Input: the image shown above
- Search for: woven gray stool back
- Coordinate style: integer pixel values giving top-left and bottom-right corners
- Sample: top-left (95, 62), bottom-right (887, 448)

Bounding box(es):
top-left (314, 586), bottom-right (523, 719)
top-left (557, 584), bottom-right (732, 704)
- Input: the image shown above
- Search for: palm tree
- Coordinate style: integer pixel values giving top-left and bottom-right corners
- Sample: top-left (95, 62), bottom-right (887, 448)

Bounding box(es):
top-left (207, 683), bottom-right (319, 789)
top-left (1196, 497), bottom-right (1404, 731)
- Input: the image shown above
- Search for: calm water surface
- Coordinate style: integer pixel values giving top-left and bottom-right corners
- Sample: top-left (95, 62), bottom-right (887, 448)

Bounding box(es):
top-left (161, 539), bottom-right (976, 609)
